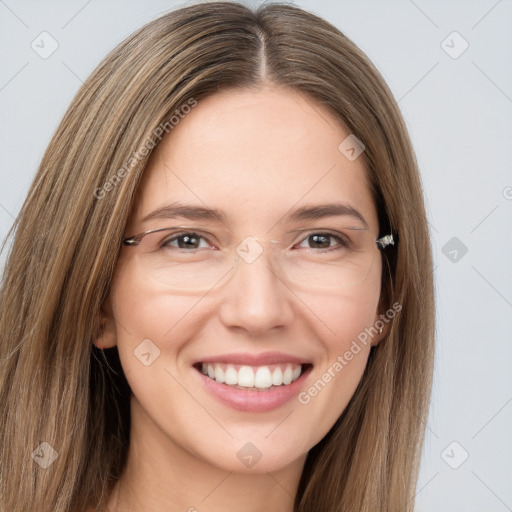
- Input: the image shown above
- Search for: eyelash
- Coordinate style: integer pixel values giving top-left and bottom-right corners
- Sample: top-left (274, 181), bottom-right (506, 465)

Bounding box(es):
top-left (160, 231), bottom-right (351, 252)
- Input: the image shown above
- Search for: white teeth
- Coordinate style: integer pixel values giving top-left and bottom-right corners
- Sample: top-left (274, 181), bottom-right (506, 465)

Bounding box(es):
top-left (272, 367), bottom-right (283, 386)
top-left (214, 366), bottom-right (225, 384)
top-left (283, 365), bottom-right (293, 385)
top-left (238, 366), bottom-right (255, 387)
top-left (200, 362), bottom-right (304, 390)
top-left (254, 366), bottom-right (273, 389)
top-left (224, 365), bottom-right (238, 385)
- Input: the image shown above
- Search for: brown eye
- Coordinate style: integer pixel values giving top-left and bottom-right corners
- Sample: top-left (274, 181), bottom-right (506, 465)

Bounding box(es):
top-left (308, 234), bottom-right (331, 249)
top-left (162, 233), bottom-right (209, 250)
top-left (297, 232), bottom-right (349, 250)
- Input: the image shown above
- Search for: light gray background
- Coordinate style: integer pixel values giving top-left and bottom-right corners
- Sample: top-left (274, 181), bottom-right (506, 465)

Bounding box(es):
top-left (1, 1), bottom-right (511, 510)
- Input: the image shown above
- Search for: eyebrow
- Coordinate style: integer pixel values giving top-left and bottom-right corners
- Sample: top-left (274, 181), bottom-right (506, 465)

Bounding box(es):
top-left (142, 201), bottom-right (369, 228)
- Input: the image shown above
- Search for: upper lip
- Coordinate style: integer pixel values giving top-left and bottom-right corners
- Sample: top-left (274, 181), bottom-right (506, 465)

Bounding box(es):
top-left (195, 351), bottom-right (312, 366)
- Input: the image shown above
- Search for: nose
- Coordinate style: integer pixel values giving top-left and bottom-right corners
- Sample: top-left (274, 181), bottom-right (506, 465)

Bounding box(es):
top-left (217, 240), bottom-right (294, 334)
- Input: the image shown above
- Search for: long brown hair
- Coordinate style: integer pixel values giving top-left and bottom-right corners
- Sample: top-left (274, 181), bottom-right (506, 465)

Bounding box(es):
top-left (0, 2), bottom-right (435, 510)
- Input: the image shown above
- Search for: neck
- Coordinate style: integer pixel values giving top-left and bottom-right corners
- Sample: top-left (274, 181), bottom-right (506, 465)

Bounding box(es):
top-left (106, 395), bottom-right (307, 512)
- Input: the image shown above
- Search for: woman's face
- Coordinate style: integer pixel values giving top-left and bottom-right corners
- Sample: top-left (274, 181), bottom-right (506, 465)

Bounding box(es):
top-left (102, 85), bottom-right (384, 474)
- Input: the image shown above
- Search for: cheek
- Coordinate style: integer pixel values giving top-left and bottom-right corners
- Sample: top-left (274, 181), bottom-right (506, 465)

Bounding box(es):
top-left (291, 271), bottom-right (381, 440)
top-left (109, 272), bottom-right (210, 441)
top-left (109, 262), bottom-right (203, 376)
top-left (302, 255), bottom-right (382, 348)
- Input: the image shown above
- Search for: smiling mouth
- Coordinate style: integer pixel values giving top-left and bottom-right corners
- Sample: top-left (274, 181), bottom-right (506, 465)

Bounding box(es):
top-left (193, 362), bottom-right (313, 391)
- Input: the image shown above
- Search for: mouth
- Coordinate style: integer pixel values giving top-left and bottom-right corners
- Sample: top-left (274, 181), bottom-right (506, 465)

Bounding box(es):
top-left (192, 351), bottom-right (314, 412)
top-left (193, 361), bottom-right (313, 391)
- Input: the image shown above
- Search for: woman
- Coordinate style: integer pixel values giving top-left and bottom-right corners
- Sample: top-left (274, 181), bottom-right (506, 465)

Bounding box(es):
top-left (0, 2), bottom-right (435, 511)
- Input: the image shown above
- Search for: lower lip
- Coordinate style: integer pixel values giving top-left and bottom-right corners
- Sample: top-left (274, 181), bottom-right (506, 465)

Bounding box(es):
top-left (195, 366), bottom-right (312, 412)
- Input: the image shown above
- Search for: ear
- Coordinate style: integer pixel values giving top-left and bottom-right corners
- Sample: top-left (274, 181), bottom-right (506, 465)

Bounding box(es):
top-left (93, 298), bottom-right (117, 349)
top-left (370, 308), bottom-right (391, 348)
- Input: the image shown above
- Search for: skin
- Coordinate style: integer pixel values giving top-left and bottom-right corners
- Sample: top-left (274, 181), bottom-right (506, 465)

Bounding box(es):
top-left (95, 83), bottom-right (388, 512)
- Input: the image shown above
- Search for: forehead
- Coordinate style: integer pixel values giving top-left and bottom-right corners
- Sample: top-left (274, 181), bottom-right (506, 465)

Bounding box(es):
top-left (130, 86), bottom-right (378, 232)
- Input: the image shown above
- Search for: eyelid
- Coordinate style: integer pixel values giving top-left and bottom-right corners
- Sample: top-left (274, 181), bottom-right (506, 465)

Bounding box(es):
top-left (286, 225), bottom-right (368, 235)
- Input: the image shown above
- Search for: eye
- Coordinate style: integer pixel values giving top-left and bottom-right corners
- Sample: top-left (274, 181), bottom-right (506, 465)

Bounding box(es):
top-left (296, 232), bottom-right (350, 251)
top-left (162, 232), bottom-right (211, 250)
